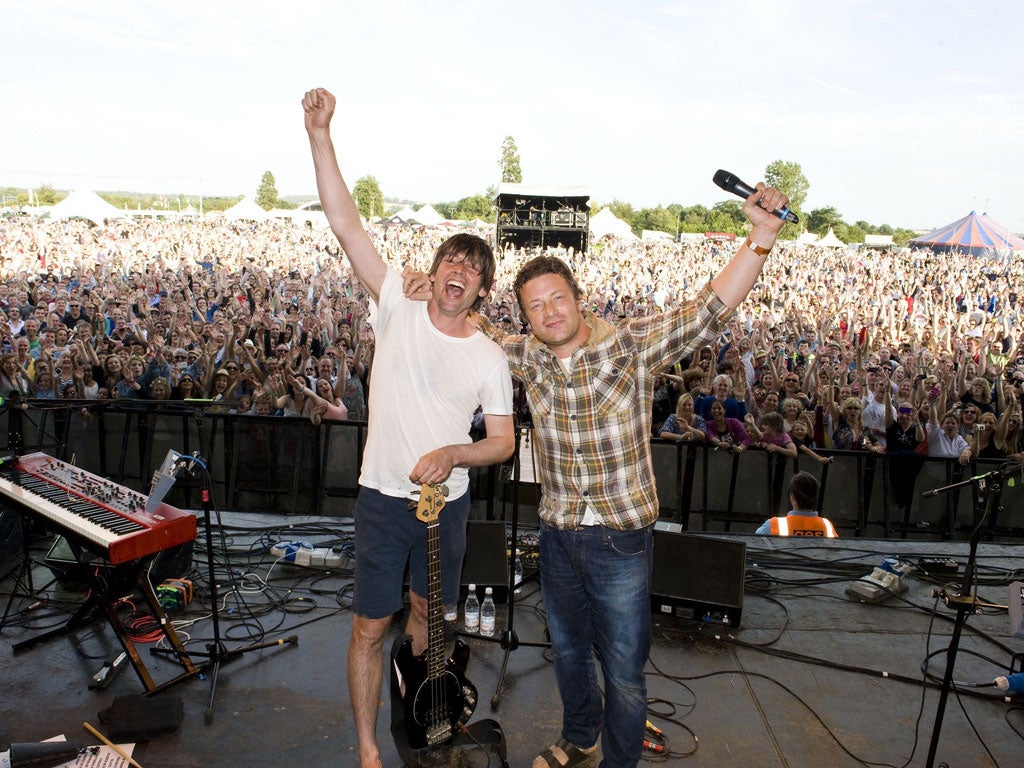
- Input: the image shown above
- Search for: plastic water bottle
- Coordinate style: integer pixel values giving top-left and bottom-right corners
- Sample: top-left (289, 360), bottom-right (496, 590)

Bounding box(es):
top-left (480, 587), bottom-right (496, 637)
top-left (463, 584), bottom-right (480, 633)
top-left (513, 549), bottom-right (523, 594)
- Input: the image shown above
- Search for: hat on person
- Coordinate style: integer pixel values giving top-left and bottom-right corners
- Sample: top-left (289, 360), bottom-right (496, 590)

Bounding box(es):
top-left (215, 368), bottom-right (230, 378)
top-left (243, 339), bottom-right (255, 349)
top-left (754, 349), bottom-right (768, 358)
top-left (173, 347), bottom-right (187, 357)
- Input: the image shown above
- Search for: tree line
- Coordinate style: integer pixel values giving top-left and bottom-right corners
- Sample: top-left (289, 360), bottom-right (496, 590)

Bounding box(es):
top-left (3, 151), bottom-right (920, 245)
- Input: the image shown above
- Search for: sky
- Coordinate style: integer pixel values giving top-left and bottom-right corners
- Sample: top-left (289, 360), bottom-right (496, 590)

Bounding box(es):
top-left (2, 0), bottom-right (1023, 232)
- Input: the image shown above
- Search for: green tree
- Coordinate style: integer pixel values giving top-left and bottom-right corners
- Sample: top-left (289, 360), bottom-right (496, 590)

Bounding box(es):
top-left (764, 160), bottom-right (808, 240)
top-left (677, 204), bottom-right (711, 233)
top-left (634, 205), bottom-right (677, 235)
top-left (256, 171), bottom-right (278, 210)
top-left (834, 222), bottom-right (864, 244)
top-left (764, 160), bottom-right (809, 211)
top-left (499, 136), bottom-right (522, 184)
top-left (352, 175), bottom-right (384, 219)
top-left (706, 207), bottom-right (739, 234)
top-left (712, 200), bottom-right (747, 232)
top-left (893, 228), bottom-right (916, 247)
top-left (35, 184), bottom-right (58, 205)
top-left (806, 206), bottom-right (843, 235)
top-left (450, 194), bottom-right (494, 221)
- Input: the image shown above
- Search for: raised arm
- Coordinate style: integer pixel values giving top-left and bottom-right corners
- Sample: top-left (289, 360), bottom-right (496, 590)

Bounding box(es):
top-left (709, 185), bottom-right (789, 311)
top-left (302, 87), bottom-right (387, 302)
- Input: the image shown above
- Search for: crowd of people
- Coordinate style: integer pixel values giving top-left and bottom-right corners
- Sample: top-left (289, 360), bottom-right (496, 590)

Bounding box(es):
top-left (4, 159), bottom-right (1023, 768)
top-left (0, 208), bottom-right (1022, 459)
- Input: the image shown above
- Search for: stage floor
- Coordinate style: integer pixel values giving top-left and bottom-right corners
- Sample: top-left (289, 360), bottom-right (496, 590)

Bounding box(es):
top-left (2, 514), bottom-right (1022, 768)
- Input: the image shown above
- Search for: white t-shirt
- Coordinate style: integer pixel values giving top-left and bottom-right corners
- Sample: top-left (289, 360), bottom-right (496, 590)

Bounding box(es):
top-left (359, 269), bottom-right (513, 500)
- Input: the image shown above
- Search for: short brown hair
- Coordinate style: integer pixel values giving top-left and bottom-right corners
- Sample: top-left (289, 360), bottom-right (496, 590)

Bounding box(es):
top-left (789, 471), bottom-right (819, 510)
top-left (428, 234), bottom-right (496, 310)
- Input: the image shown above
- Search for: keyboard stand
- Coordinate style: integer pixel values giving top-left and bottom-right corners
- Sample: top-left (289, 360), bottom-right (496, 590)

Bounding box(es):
top-left (12, 536), bottom-right (197, 692)
top-left (0, 509), bottom-right (40, 632)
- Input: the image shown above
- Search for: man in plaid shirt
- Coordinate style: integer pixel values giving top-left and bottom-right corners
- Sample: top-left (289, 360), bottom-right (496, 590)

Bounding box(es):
top-left (495, 184), bottom-right (789, 768)
top-left (403, 181), bottom-right (789, 767)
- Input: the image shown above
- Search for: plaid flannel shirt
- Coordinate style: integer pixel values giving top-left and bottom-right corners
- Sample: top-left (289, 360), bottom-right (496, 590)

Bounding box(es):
top-left (486, 283), bottom-right (731, 530)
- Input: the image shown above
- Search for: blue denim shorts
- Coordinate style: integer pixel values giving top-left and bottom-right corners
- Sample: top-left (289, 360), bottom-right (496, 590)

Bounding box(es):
top-left (352, 486), bottom-right (470, 619)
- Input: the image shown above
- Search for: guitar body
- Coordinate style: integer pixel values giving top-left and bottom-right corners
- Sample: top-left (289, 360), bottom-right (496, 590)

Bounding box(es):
top-left (389, 633), bottom-right (477, 762)
top-left (389, 484), bottom-right (479, 767)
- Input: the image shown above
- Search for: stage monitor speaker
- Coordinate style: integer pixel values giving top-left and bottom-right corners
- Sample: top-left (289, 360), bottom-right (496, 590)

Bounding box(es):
top-left (650, 521), bottom-right (746, 627)
top-left (460, 521), bottom-right (508, 604)
top-left (549, 210), bottom-right (574, 226)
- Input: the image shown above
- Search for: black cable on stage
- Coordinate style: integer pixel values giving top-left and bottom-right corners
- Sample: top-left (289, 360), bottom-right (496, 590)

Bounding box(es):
top-left (646, 654), bottom-right (908, 768)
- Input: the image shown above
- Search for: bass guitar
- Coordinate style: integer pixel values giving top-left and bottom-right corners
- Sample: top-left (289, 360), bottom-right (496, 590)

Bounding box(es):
top-left (390, 483), bottom-right (478, 765)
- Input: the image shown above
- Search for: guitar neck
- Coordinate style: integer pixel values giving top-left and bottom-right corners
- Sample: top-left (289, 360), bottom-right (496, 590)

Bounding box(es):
top-left (425, 517), bottom-right (447, 679)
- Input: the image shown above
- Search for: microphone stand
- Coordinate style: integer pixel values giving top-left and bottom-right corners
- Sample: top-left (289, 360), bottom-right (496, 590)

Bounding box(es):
top-left (463, 425), bottom-right (549, 711)
top-left (150, 453), bottom-right (297, 722)
top-left (923, 462), bottom-right (1020, 768)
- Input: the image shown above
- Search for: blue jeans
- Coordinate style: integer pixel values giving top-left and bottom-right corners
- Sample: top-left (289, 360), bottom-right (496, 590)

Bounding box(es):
top-left (539, 522), bottom-right (653, 768)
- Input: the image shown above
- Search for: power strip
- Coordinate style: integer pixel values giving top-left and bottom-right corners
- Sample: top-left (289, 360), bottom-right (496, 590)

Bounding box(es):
top-left (270, 541), bottom-right (347, 569)
top-left (846, 559), bottom-right (913, 604)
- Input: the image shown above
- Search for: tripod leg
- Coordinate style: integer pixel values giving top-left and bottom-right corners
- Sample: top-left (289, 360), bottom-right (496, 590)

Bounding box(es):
top-left (205, 655), bottom-right (221, 724)
top-left (490, 638), bottom-right (516, 711)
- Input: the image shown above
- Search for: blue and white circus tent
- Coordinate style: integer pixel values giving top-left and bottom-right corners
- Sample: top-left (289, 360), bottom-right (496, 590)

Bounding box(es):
top-left (909, 211), bottom-right (1024, 258)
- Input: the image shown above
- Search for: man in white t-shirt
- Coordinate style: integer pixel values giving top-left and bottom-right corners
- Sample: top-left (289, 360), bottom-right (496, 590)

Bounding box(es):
top-left (304, 87), bottom-right (514, 768)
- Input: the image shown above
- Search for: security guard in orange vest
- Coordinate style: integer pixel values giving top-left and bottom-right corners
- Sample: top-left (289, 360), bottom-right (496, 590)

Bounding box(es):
top-left (755, 471), bottom-right (838, 537)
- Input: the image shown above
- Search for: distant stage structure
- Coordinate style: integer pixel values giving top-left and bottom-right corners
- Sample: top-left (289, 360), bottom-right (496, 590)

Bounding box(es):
top-left (495, 183), bottom-right (590, 253)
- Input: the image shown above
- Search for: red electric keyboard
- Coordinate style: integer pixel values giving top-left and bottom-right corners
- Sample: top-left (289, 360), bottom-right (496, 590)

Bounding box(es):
top-left (0, 452), bottom-right (196, 564)
top-left (1, 452), bottom-right (199, 691)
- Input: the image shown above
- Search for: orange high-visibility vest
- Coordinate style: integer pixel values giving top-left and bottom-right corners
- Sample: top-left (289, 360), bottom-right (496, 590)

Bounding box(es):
top-left (769, 515), bottom-right (838, 538)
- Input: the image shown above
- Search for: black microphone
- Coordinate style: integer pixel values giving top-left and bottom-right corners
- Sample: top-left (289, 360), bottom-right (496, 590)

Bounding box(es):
top-left (713, 169), bottom-right (800, 224)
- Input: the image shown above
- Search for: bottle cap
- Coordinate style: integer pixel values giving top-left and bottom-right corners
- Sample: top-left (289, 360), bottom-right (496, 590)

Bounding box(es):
top-left (468, 583), bottom-right (476, 590)
top-left (485, 586), bottom-right (493, 594)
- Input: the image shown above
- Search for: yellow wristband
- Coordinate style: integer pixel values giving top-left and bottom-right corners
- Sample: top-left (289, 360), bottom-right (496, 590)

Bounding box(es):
top-left (743, 237), bottom-right (772, 256)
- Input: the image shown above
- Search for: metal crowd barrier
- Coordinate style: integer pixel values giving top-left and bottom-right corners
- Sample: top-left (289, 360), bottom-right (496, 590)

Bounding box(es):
top-left (3, 401), bottom-right (1021, 541)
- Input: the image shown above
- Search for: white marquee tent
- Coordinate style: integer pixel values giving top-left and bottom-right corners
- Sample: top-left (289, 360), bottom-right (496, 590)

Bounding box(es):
top-left (406, 204), bottom-right (446, 227)
top-left (815, 227), bottom-right (846, 248)
top-left (222, 196), bottom-right (269, 222)
top-left (47, 189), bottom-right (123, 225)
top-left (589, 207), bottom-right (635, 240)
